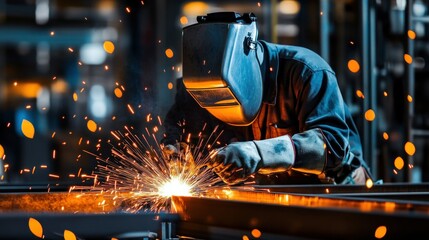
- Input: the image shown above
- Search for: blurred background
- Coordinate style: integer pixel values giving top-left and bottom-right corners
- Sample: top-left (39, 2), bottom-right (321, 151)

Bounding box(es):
top-left (0, 0), bottom-right (428, 187)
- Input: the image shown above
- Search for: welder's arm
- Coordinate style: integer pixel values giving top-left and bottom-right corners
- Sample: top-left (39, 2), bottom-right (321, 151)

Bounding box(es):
top-left (210, 135), bottom-right (296, 185)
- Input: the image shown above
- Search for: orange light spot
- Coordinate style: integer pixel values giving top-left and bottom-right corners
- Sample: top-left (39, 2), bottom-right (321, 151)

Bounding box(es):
top-left (167, 82), bottom-right (173, 90)
top-left (407, 95), bottom-right (413, 102)
top-left (0, 144), bottom-right (4, 159)
top-left (348, 59), bottom-right (360, 73)
top-left (87, 120), bottom-right (97, 132)
top-left (356, 90), bottom-right (365, 99)
top-left (366, 179), bottom-right (373, 188)
top-left (125, 7), bottom-right (131, 13)
top-left (258, 2), bottom-right (261, 7)
top-left (28, 217), bottom-right (43, 238)
top-left (383, 132), bottom-right (389, 140)
top-left (383, 91), bottom-right (388, 97)
top-left (64, 229), bottom-right (77, 240)
top-left (114, 88), bottom-right (123, 98)
top-left (251, 229), bottom-right (262, 238)
top-left (165, 49), bottom-right (174, 58)
top-left (375, 225), bottom-right (387, 239)
top-left (242, 235), bottom-right (250, 240)
top-left (408, 30), bottom-right (416, 40)
top-left (21, 119), bottom-right (35, 139)
top-left (73, 92), bottom-right (78, 102)
top-left (180, 16), bottom-right (188, 25)
top-left (127, 104), bottom-right (135, 114)
top-left (364, 109), bottom-right (376, 121)
top-left (394, 156), bottom-right (404, 170)
top-left (68, 47), bottom-right (74, 52)
top-left (404, 54), bottom-right (413, 64)
top-left (404, 142), bottom-right (416, 156)
top-left (103, 41), bottom-right (115, 54)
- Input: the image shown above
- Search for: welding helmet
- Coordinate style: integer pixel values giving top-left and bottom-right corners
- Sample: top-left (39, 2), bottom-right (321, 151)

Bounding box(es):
top-left (182, 12), bottom-right (263, 126)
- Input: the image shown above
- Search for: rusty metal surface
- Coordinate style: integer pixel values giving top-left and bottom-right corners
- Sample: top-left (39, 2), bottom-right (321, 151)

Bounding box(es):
top-left (2, 184), bottom-right (429, 239)
top-left (0, 189), bottom-right (179, 239)
top-left (0, 192), bottom-right (118, 213)
top-left (0, 212), bottom-right (179, 240)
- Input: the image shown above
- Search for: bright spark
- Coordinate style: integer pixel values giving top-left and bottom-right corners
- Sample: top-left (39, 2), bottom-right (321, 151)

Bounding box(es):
top-left (80, 124), bottom-right (225, 213)
top-left (158, 176), bottom-right (192, 197)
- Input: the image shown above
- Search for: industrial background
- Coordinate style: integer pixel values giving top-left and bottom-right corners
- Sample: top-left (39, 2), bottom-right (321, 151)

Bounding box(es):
top-left (1, 0), bottom-right (429, 239)
top-left (1, 0), bottom-right (427, 186)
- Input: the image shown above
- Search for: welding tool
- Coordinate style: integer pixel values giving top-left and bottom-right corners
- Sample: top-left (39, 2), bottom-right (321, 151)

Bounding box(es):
top-left (162, 142), bottom-right (196, 176)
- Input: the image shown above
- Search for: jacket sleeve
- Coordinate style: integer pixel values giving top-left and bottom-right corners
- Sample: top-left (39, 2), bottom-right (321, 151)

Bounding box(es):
top-left (291, 68), bottom-right (357, 178)
top-left (162, 78), bottom-right (193, 145)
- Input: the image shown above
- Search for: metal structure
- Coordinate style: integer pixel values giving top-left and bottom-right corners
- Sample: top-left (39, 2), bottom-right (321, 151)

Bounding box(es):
top-left (172, 184), bottom-right (429, 239)
top-left (360, 0), bottom-right (378, 180)
top-left (1, 183), bottom-right (429, 239)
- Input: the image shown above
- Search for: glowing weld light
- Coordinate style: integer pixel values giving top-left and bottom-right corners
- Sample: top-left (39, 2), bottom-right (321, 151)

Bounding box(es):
top-left (158, 176), bottom-right (192, 197)
top-left (79, 123), bottom-right (225, 213)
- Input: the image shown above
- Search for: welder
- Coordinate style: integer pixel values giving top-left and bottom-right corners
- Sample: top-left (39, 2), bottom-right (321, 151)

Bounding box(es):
top-left (162, 12), bottom-right (374, 185)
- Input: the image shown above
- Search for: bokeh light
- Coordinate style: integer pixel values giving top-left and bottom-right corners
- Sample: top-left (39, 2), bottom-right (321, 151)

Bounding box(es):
top-left (165, 48), bottom-right (174, 58)
top-left (103, 41), bottom-right (115, 54)
top-left (251, 229), bottom-right (262, 238)
top-left (394, 157), bottom-right (404, 170)
top-left (405, 142), bottom-right (416, 156)
top-left (408, 30), bottom-right (416, 40)
top-left (64, 229), bottom-right (77, 240)
top-left (375, 225), bottom-right (387, 239)
top-left (114, 88), bottom-right (123, 98)
top-left (365, 109), bottom-right (376, 121)
top-left (404, 54), bottom-right (413, 64)
top-left (87, 120), bottom-right (97, 133)
top-left (21, 119), bottom-right (35, 139)
top-left (0, 144), bottom-right (4, 159)
top-left (348, 59), bottom-right (360, 73)
top-left (28, 218), bottom-right (43, 238)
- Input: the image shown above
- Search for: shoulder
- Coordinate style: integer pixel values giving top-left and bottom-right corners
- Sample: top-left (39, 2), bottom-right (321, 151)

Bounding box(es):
top-left (261, 41), bottom-right (334, 74)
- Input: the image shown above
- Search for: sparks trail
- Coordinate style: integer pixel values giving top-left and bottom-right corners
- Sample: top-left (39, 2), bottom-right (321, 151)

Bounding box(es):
top-left (81, 123), bottom-right (225, 213)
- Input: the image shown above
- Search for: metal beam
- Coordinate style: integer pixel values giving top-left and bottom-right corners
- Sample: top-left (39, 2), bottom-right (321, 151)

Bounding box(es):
top-left (320, 0), bottom-right (330, 63)
top-left (361, 0), bottom-right (378, 179)
top-left (0, 26), bottom-right (96, 46)
top-left (404, 0), bottom-right (415, 182)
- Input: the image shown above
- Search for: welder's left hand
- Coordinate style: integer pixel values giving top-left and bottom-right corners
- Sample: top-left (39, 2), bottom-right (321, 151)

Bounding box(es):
top-left (162, 142), bottom-right (196, 176)
top-left (210, 135), bottom-right (295, 185)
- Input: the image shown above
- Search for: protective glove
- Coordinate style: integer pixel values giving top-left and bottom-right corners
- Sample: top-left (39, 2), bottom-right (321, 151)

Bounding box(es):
top-left (162, 142), bottom-right (196, 176)
top-left (210, 135), bottom-right (295, 185)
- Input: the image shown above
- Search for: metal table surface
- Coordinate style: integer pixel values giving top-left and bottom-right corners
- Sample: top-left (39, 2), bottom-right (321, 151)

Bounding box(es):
top-left (2, 183), bottom-right (429, 239)
top-left (172, 183), bottom-right (429, 240)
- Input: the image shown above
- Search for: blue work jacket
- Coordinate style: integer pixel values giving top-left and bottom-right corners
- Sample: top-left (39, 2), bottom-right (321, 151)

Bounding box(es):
top-left (163, 41), bottom-right (371, 184)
